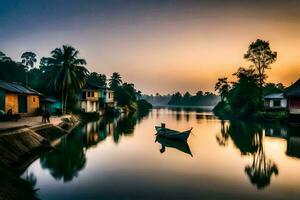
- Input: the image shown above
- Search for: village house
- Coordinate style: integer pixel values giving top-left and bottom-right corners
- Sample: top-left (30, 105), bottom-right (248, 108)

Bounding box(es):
top-left (80, 82), bottom-right (116, 113)
top-left (264, 93), bottom-right (287, 111)
top-left (0, 80), bottom-right (41, 116)
top-left (285, 79), bottom-right (300, 115)
top-left (80, 83), bottom-right (100, 113)
top-left (98, 87), bottom-right (115, 109)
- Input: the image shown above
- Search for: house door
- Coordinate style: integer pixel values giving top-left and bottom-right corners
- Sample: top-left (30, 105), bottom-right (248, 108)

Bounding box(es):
top-left (18, 95), bottom-right (27, 113)
top-left (0, 90), bottom-right (5, 111)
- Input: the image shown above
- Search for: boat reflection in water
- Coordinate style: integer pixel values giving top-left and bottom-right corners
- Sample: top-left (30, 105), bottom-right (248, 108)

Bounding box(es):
top-left (155, 135), bottom-right (193, 157)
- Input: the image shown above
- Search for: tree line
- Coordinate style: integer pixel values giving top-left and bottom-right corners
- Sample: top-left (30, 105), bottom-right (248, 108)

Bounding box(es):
top-left (0, 45), bottom-right (150, 114)
top-left (213, 39), bottom-right (284, 119)
top-left (168, 91), bottom-right (219, 106)
top-left (143, 91), bottom-right (220, 106)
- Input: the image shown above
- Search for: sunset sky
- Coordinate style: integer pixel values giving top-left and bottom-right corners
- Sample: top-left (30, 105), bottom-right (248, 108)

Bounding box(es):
top-left (1, 0), bottom-right (300, 94)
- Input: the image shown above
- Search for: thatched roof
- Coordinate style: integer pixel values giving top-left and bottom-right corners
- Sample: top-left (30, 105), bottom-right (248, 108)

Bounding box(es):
top-left (285, 79), bottom-right (300, 97)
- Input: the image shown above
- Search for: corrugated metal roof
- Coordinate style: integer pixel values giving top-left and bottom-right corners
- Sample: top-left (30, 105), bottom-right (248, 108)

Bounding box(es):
top-left (0, 80), bottom-right (41, 95)
top-left (264, 93), bottom-right (284, 99)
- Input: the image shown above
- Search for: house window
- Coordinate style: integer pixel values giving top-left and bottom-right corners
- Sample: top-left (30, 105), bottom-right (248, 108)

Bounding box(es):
top-left (33, 97), bottom-right (35, 102)
top-left (91, 92), bottom-right (94, 97)
top-left (104, 91), bottom-right (107, 96)
top-left (82, 92), bottom-right (86, 99)
top-left (108, 92), bottom-right (111, 98)
top-left (274, 100), bottom-right (281, 107)
top-left (88, 91), bottom-right (91, 97)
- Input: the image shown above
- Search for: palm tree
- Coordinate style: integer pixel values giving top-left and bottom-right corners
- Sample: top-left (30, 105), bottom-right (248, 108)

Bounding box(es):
top-left (109, 72), bottom-right (122, 90)
top-left (21, 51), bottom-right (37, 86)
top-left (44, 45), bottom-right (89, 114)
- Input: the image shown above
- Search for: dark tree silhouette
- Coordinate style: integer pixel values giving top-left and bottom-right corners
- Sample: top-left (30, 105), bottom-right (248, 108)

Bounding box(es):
top-left (215, 77), bottom-right (230, 102)
top-left (244, 39), bottom-right (277, 108)
top-left (245, 133), bottom-right (279, 189)
top-left (109, 72), bottom-right (122, 90)
top-left (21, 51), bottom-right (37, 86)
top-left (0, 51), bottom-right (11, 62)
top-left (87, 72), bottom-right (107, 87)
top-left (21, 52), bottom-right (37, 70)
top-left (218, 121), bottom-right (279, 189)
top-left (216, 120), bottom-right (229, 146)
top-left (40, 133), bottom-right (86, 182)
top-left (44, 45), bottom-right (89, 114)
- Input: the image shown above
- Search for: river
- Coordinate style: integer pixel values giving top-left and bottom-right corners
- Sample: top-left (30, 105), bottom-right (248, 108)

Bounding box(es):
top-left (22, 107), bottom-right (300, 200)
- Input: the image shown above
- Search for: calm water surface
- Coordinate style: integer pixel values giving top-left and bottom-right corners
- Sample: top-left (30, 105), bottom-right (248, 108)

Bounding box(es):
top-left (22, 108), bottom-right (300, 200)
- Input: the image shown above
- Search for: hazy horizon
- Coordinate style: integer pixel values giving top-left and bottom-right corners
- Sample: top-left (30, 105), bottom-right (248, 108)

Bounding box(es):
top-left (1, 0), bottom-right (300, 94)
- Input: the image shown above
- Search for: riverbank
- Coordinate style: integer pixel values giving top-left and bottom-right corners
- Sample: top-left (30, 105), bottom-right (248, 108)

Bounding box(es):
top-left (0, 115), bottom-right (79, 200)
top-left (213, 101), bottom-right (288, 122)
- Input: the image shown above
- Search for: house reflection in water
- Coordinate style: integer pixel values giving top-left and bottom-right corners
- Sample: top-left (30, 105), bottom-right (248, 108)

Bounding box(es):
top-left (81, 111), bottom-right (147, 149)
top-left (264, 125), bottom-right (288, 139)
top-left (264, 124), bottom-right (300, 159)
top-left (286, 125), bottom-right (300, 158)
top-left (81, 117), bottom-right (116, 149)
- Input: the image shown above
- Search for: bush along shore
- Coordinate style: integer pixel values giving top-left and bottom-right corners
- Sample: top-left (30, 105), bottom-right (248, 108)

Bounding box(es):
top-left (213, 39), bottom-right (288, 122)
top-left (0, 115), bottom-right (79, 200)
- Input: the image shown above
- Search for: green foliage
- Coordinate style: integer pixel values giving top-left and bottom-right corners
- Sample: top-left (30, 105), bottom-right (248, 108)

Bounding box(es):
top-left (0, 59), bottom-right (26, 84)
top-left (214, 39), bottom-right (281, 120)
top-left (1, 49), bottom-right (150, 115)
top-left (214, 67), bottom-right (260, 119)
top-left (137, 99), bottom-right (152, 114)
top-left (0, 51), bottom-right (11, 62)
top-left (109, 72), bottom-right (122, 90)
top-left (21, 52), bottom-right (37, 70)
top-left (263, 83), bottom-right (284, 96)
top-left (44, 45), bottom-right (89, 114)
top-left (87, 72), bottom-right (106, 87)
top-left (260, 111), bottom-right (287, 122)
top-left (228, 67), bottom-right (260, 118)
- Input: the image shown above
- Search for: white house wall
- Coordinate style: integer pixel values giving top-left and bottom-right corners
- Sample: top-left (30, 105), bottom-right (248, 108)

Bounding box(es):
top-left (81, 100), bottom-right (99, 112)
top-left (269, 99), bottom-right (287, 108)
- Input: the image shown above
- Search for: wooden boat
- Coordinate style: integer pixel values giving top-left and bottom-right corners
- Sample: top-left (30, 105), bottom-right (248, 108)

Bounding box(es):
top-left (156, 135), bottom-right (193, 156)
top-left (155, 125), bottom-right (192, 140)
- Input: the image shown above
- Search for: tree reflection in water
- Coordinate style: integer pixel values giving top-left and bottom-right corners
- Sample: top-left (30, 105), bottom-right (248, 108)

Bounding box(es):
top-left (217, 120), bottom-right (279, 189)
top-left (216, 120), bottom-right (229, 146)
top-left (40, 132), bottom-right (86, 182)
top-left (40, 110), bottom-right (150, 182)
